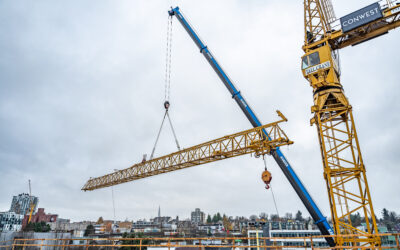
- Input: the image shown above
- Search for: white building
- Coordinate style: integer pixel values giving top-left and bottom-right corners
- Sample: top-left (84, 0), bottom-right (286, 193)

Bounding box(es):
top-left (198, 223), bottom-right (224, 234)
top-left (248, 229), bottom-right (328, 250)
top-left (0, 211), bottom-right (25, 231)
top-left (248, 230), bottom-right (265, 250)
top-left (9, 193), bottom-right (38, 215)
top-left (94, 224), bottom-right (106, 234)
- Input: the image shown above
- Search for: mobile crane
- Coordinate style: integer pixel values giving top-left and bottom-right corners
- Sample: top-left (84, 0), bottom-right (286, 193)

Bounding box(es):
top-left (83, 6), bottom-right (335, 246)
top-left (302, 0), bottom-right (399, 247)
top-left (27, 180), bottom-right (35, 223)
top-left (167, 6), bottom-right (337, 244)
top-left (83, 2), bottom-right (399, 248)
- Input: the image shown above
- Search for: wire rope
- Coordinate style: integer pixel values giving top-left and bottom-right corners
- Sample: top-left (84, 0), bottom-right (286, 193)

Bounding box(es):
top-left (263, 156), bottom-right (280, 218)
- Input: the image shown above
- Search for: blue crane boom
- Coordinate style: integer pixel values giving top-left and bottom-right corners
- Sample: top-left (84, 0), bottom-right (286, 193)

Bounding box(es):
top-left (169, 7), bottom-right (335, 246)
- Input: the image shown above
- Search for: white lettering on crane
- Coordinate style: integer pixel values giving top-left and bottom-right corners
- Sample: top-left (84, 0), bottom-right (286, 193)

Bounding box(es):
top-left (305, 61), bottom-right (331, 75)
top-left (241, 99), bottom-right (247, 108)
top-left (280, 156), bottom-right (289, 167)
top-left (342, 8), bottom-right (379, 27)
top-left (392, 7), bottom-right (400, 15)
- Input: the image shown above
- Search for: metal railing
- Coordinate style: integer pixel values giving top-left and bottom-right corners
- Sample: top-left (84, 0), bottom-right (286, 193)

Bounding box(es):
top-left (0, 240), bottom-right (12, 249)
top-left (1, 233), bottom-right (399, 250)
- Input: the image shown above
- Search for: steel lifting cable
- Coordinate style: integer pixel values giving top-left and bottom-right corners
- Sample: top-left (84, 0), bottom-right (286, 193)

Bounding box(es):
top-left (263, 155), bottom-right (280, 218)
top-left (166, 111), bottom-right (181, 150)
top-left (165, 16), bottom-right (173, 102)
top-left (164, 15), bottom-right (180, 151)
top-left (150, 112), bottom-right (168, 160)
top-left (149, 15), bottom-right (181, 160)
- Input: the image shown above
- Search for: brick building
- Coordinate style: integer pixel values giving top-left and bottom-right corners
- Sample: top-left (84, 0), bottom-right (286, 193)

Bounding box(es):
top-left (22, 208), bottom-right (58, 228)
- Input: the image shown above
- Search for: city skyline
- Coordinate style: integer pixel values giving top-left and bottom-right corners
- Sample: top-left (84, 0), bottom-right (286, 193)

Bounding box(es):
top-left (0, 0), bottom-right (399, 223)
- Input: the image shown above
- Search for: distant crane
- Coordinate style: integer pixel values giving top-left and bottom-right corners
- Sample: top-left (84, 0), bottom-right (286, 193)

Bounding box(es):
top-left (27, 180), bottom-right (35, 224)
top-left (302, 0), bottom-right (399, 247)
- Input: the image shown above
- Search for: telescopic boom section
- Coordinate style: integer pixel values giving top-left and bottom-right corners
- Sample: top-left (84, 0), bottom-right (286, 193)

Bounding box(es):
top-left (169, 7), bottom-right (335, 246)
top-left (82, 116), bottom-right (292, 191)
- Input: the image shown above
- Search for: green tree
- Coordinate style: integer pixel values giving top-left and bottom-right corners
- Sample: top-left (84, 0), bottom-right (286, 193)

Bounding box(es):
top-left (207, 215), bottom-right (212, 223)
top-left (382, 208), bottom-right (390, 222)
top-left (270, 214), bottom-right (279, 221)
top-left (216, 213), bottom-right (222, 221)
top-left (295, 210), bottom-right (304, 222)
top-left (84, 224), bottom-right (95, 236)
top-left (222, 215), bottom-right (232, 232)
top-left (24, 222), bottom-right (34, 232)
top-left (212, 214), bottom-right (218, 223)
top-left (24, 222), bottom-right (50, 232)
top-left (284, 213), bottom-right (292, 220)
top-left (350, 212), bottom-right (362, 227)
top-left (97, 216), bottom-right (104, 224)
top-left (121, 232), bottom-right (149, 250)
top-left (389, 212), bottom-right (397, 223)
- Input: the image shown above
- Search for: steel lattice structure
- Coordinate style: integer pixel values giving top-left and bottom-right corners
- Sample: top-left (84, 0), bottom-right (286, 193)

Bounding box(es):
top-left (82, 112), bottom-right (292, 191)
top-left (302, 0), bottom-right (400, 248)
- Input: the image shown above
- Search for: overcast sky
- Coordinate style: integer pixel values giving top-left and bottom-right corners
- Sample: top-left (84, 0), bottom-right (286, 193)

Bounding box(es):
top-left (0, 0), bottom-right (399, 223)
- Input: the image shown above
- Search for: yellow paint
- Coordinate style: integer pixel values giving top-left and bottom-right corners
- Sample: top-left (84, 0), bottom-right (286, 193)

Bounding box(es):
top-left (302, 0), bottom-right (399, 247)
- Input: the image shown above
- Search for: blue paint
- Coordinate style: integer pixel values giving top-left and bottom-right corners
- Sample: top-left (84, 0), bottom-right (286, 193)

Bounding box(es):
top-left (171, 6), bottom-right (334, 236)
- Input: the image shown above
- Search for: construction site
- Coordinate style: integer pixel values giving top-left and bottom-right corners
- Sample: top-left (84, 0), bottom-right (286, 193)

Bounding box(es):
top-left (0, 0), bottom-right (400, 249)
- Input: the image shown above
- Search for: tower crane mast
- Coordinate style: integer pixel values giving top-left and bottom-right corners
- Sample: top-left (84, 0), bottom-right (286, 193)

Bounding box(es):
top-left (302, 0), bottom-right (399, 247)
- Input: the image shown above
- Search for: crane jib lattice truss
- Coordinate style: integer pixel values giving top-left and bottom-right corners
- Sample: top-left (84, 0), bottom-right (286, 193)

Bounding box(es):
top-left (82, 112), bottom-right (292, 191)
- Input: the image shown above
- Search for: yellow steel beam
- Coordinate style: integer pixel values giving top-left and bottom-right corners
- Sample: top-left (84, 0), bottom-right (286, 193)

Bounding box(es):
top-left (329, 5), bottom-right (400, 50)
top-left (82, 111), bottom-right (293, 191)
top-left (303, 4), bottom-right (400, 51)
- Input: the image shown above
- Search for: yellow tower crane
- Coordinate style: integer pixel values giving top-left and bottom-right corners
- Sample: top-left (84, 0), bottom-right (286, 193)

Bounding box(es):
top-left (83, 2), bottom-right (399, 248)
top-left (302, 0), bottom-right (399, 247)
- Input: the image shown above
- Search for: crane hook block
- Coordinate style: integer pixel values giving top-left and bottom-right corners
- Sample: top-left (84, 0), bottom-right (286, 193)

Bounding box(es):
top-left (164, 101), bottom-right (170, 110)
top-left (261, 170), bottom-right (272, 189)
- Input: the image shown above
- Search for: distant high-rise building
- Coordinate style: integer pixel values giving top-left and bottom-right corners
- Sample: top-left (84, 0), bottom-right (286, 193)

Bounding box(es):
top-left (9, 193), bottom-right (38, 215)
top-left (0, 212), bottom-right (25, 231)
top-left (191, 208), bottom-right (205, 224)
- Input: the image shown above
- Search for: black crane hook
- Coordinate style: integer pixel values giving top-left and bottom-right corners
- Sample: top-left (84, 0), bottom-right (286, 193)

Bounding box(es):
top-left (164, 101), bottom-right (170, 110)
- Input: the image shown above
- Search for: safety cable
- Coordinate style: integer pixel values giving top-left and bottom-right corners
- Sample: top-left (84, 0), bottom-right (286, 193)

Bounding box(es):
top-left (263, 156), bottom-right (280, 218)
